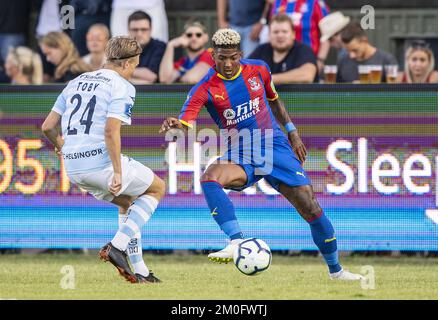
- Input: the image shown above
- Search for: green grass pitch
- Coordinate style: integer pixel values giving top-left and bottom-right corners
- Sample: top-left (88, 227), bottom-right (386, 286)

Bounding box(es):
top-left (1, 253), bottom-right (437, 300)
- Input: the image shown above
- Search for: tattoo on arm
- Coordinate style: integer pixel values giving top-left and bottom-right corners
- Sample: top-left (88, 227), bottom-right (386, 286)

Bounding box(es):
top-left (269, 99), bottom-right (292, 127)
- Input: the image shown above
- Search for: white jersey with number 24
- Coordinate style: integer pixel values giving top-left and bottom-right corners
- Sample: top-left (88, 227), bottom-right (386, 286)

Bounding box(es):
top-left (51, 68), bottom-right (135, 175)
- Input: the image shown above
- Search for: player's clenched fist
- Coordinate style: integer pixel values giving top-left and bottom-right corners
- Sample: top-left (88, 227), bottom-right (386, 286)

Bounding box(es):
top-left (159, 117), bottom-right (184, 133)
top-left (109, 173), bottom-right (122, 195)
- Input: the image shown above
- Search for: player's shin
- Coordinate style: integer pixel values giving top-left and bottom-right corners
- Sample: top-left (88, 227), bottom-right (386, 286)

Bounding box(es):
top-left (201, 180), bottom-right (244, 240)
top-left (307, 212), bottom-right (342, 274)
top-left (118, 214), bottom-right (150, 277)
top-left (111, 195), bottom-right (159, 252)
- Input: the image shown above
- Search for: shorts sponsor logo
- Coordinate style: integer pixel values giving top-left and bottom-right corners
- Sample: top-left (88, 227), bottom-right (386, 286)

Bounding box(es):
top-left (63, 148), bottom-right (104, 160)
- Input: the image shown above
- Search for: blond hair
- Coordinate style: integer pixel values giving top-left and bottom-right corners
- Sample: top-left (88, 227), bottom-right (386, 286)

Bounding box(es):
top-left (212, 28), bottom-right (241, 49)
top-left (87, 23), bottom-right (110, 40)
top-left (39, 32), bottom-right (91, 80)
top-left (105, 36), bottom-right (142, 66)
top-left (404, 44), bottom-right (435, 83)
top-left (8, 47), bottom-right (43, 84)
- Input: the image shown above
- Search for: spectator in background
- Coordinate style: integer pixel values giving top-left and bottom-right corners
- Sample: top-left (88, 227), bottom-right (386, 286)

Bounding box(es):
top-left (111, 0), bottom-right (168, 43)
top-left (39, 32), bottom-right (91, 83)
top-left (0, 63), bottom-right (10, 83)
top-left (128, 11), bottom-right (166, 84)
top-left (0, 1), bottom-right (32, 62)
top-left (318, 11), bottom-right (350, 64)
top-left (4, 47), bottom-right (43, 85)
top-left (217, 0), bottom-right (271, 58)
top-left (397, 40), bottom-right (438, 83)
top-left (266, 0), bottom-right (330, 72)
top-left (70, 0), bottom-right (112, 56)
top-left (82, 24), bottom-right (110, 71)
top-left (159, 21), bottom-right (214, 84)
top-left (249, 14), bottom-right (317, 84)
top-left (35, 0), bottom-right (64, 83)
top-left (337, 22), bottom-right (397, 83)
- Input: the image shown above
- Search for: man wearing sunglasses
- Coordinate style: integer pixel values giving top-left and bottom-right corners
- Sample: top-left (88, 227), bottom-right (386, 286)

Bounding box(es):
top-left (159, 21), bottom-right (215, 84)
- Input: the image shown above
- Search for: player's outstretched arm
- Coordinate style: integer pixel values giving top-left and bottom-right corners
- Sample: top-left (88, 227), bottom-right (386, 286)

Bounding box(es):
top-left (159, 117), bottom-right (186, 133)
top-left (41, 111), bottom-right (64, 156)
top-left (105, 117), bottom-right (123, 195)
top-left (269, 98), bottom-right (307, 164)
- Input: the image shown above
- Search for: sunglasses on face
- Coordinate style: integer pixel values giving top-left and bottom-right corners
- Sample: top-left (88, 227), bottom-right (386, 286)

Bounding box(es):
top-left (185, 32), bottom-right (203, 38)
top-left (130, 28), bottom-right (150, 33)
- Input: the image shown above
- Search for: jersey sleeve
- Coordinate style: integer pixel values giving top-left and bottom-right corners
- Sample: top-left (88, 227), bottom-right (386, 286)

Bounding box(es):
top-left (315, 1), bottom-right (330, 22)
top-left (108, 78), bottom-right (135, 125)
top-left (174, 57), bottom-right (185, 72)
top-left (178, 83), bottom-right (208, 128)
top-left (51, 88), bottom-right (67, 115)
top-left (259, 62), bottom-right (279, 101)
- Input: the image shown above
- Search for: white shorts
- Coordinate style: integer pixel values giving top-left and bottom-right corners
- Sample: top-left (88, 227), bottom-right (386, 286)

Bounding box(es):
top-left (68, 155), bottom-right (154, 202)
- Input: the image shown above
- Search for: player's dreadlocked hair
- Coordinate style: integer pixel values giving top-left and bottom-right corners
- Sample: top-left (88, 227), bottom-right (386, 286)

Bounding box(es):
top-left (212, 28), bottom-right (241, 50)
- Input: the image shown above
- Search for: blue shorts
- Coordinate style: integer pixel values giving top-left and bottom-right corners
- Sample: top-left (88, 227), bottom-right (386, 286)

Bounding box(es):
top-left (219, 136), bottom-right (311, 192)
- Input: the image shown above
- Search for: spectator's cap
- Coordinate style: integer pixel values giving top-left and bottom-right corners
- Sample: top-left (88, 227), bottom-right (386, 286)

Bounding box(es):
top-left (319, 12), bottom-right (351, 42)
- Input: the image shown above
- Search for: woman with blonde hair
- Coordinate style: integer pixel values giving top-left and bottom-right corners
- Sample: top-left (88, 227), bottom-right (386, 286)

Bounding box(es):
top-left (4, 47), bottom-right (43, 85)
top-left (398, 40), bottom-right (438, 83)
top-left (39, 32), bottom-right (91, 82)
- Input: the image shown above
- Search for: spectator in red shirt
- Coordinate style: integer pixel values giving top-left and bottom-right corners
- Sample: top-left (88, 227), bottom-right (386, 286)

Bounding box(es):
top-left (159, 21), bottom-right (214, 84)
top-left (397, 40), bottom-right (438, 83)
top-left (267, 0), bottom-right (330, 71)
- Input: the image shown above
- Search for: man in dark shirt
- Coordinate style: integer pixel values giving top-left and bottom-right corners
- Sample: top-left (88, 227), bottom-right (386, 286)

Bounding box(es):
top-left (217, 0), bottom-right (270, 58)
top-left (70, 0), bottom-right (112, 56)
top-left (336, 22), bottom-right (397, 83)
top-left (0, 1), bottom-right (32, 62)
top-left (249, 14), bottom-right (318, 84)
top-left (128, 11), bottom-right (166, 84)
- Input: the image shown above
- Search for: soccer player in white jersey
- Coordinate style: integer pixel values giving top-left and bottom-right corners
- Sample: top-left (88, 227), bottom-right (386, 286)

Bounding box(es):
top-left (42, 36), bottom-right (165, 284)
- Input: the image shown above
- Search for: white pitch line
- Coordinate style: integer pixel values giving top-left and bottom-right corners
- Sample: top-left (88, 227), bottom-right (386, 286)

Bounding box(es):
top-left (425, 209), bottom-right (438, 225)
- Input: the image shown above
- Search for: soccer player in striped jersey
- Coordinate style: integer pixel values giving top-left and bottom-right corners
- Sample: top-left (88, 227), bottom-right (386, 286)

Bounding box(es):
top-left (42, 37), bottom-right (164, 284)
top-left (160, 29), bottom-right (362, 280)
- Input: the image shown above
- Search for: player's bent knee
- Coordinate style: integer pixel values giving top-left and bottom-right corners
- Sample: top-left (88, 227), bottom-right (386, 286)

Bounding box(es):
top-left (143, 175), bottom-right (166, 202)
top-left (200, 172), bottom-right (221, 184)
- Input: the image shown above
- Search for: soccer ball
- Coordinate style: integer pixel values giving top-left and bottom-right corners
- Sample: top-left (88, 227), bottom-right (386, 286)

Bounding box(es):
top-left (233, 238), bottom-right (272, 276)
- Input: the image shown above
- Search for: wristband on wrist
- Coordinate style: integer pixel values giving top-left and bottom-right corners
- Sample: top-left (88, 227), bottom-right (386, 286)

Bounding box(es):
top-left (285, 122), bottom-right (296, 133)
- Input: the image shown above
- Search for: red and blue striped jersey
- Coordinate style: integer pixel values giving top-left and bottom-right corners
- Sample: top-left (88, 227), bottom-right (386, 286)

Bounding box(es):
top-left (179, 59), bottom-right (284, 138)
top-left (270, 0), bottom-right (330, 55)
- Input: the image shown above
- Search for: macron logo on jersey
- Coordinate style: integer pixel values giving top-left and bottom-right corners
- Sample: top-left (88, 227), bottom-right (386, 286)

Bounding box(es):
top-left (223, 97), bottom-right (260, 126)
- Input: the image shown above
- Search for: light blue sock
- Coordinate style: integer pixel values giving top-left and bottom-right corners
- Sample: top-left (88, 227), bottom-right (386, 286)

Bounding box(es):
top-left (111, 195), bottom-right (158, 251)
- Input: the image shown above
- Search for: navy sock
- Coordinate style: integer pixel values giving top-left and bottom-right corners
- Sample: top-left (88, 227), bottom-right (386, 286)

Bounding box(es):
top-left (308, 212), bottom-right (342, 273)
top-left (201, 180), bottom-right (244, 240)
